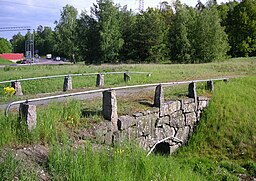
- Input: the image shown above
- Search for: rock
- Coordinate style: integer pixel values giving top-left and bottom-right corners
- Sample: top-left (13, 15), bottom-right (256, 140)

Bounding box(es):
top-left (175, 126), bottom-right (190, 143)
top-left (19, 103), bottom-right (36, 131)
top-left (169, 111), bottom-right (185, 128)
top-left (117, 115), bottom-right (136, 130)
top-left (185, 112), bottom-right (197, 126)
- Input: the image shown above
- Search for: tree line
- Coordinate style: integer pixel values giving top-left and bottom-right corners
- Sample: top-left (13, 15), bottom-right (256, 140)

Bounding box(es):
top-left (5, 0), bottom-right (256, 64)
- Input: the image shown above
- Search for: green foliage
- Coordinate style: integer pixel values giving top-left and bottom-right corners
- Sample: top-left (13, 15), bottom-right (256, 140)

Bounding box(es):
top-left (226, 0), bottom-right (256, 57)
top-left (0, 38), bottom-right (12, 54)
top-left (48, 143), bottom-right (205, 180)
top-left (169, 3), bottom-right (229, 63)
top-left (11, 32), bottom-right (25, 53)
top-left (34, 26), bottom-right (55, 56)
top-left (178, 76), bottom-right (256, 162)
top-left (131, 8), bottom-right (168, 63)
top-left (54, 5), bottom-right (78, 62)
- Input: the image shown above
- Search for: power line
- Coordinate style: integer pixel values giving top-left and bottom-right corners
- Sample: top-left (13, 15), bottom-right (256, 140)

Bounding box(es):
top-left (0, 0), bottom-right (61, 10)
top-left (0, 26), bottom-right (31, 32)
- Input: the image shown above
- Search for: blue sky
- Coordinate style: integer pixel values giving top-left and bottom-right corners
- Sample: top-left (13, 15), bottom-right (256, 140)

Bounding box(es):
top-left (0, 0), bottom-right (229, 40)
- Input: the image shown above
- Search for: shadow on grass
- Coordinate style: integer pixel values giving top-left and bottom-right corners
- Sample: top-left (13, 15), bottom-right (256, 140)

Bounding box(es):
top-left (81, 108), bottom-right (102, 118)
top-left (138, 101), bottom-right (154, 107)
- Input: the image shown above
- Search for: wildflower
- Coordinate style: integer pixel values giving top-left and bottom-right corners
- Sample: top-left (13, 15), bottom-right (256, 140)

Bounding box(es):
top-left (4, 87), bottom-right (16, 96)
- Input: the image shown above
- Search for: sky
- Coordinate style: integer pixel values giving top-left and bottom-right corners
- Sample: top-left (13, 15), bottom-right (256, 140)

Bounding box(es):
top-left (0, 0), bottom-right (230, 40)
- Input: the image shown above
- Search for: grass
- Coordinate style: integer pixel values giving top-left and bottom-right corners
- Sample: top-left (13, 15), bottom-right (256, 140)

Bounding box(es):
top-left (0, 60), bottom-right (256, 180)
top-left (0, 57), bottom-right (13, 65)
top-left (0, 57), bottom-right (255, 103)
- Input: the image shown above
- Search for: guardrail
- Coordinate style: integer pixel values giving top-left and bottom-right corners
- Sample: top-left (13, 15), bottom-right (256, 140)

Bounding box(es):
top-left (5, 77), bottom-right (229, 117)
top-left (0, 71), bottom-right (151, 84)
top-left (0, 71), bottom-right (151, 96)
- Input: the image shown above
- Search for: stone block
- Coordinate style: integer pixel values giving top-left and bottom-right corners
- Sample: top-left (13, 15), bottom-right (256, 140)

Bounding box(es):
top-left (11, 81), bottom-right (23, 96)
top-left (182, 100), bottom-right (196, 113)
top-left (170, 144), bottom-right (180, 154)
top-left (175, 126), bottom-right (190, 143)
top-left (185, 112), bottom-right (197, 126)
top-left (162, 124), bottom-right (175, 138)
top-left (63, 76), bottom-right (72, 91)
top-left (198, 100), bottom-right (209, 110)
top-left (156, 116), bottom-right (170, 127)
top-left (169, 111), bottom-right (185, 128)
top-left (167, 101), bottom-right (181, 114)
top-left (124, 72), bottom-right (131, 82)
top-left (104, 131), bottom-right (113, 145)
top-left (206, 80), bottom-right (214, 92)
top-left (117, 115), bottom-right (136, 130)
top-left (188, 82), bottom-right (197, 98)
top-left (137, 114), bottom-right (157, 136)
top-left (19, 103), bottom-right (36, 131)
top-left (96, 74), bottom-right (104, 87)
top-left (197, 96), bottom-right (209, 101)
top-left (154, 84), bottom-right (164, 107)
top-left (102, 90), bottom-right (118, 130)
top-left (159, 103), bottom-right (168, 117)
top-left (154, 127), bottom-right (165, 141)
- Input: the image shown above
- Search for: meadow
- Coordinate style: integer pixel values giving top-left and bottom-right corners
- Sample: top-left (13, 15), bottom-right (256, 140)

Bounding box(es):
top-left (0, 58), bottom-right (256, 180)
top-left (0, 57), bottom-right (255, 103)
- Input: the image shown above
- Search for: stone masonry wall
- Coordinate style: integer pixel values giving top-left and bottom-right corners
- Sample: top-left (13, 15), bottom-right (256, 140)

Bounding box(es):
top-left (95, 96), bottom-right (210, 154)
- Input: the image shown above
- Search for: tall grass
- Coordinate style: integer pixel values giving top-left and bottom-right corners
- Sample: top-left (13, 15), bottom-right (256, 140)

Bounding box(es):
top-left (0, 100), bottom-right (83, 147)
top-left (48, 143), bottom-right (207, 181)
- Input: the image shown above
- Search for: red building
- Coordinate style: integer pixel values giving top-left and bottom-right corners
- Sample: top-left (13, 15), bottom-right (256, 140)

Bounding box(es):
top-left (0, 53), bottom-right (24, 62)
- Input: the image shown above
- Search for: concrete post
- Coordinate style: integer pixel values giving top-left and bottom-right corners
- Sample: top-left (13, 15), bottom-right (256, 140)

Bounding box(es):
top-left (63, 75), bottom-right (72, 92)
top-left (102, 90), bottom-right (118, 131)
top-left (154, 84), bottom-right (164, 107)
top-left (206, 80), bottom-right (214, 92)
top-left (19, 103), bottom-right (37, 131)
top-left (124, 72), bottom-right (131, 82)
top-left (188, 82), bottom-right (197, 99)
top-left (96, 74), bottom-right (104, 87)
top-left (11, 81), bottom-right (23, 96)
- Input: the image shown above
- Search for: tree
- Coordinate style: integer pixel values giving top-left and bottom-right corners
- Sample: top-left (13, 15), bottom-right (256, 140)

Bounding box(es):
top-left (55, 5), bottom-right (78, 63)
top-left (34, 26), bottom-right (55, 56)
top-left (169, 5), bottom-right (194, 63)
top-left (76, 10), bottom-right (101, 63)
top-left (0, 38), bottom-right (12, 53)
top-left (92, 0), bottom-right (124, 63)
top-left (191, 5), bottom-right (230, 62)
top-left (131, 8), bottom-right (168, 62)
top-left (226, 0), bottom-right (256, 57)
top-left (169, 2), bottom-right (229, 63)
top-left (11, 33), bottom-right (25, 53)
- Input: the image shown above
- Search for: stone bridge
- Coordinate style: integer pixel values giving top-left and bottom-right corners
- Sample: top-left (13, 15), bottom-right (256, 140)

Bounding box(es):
top-left (92, 82), bottom-right (212, 155)
top-left (17, 80), bottom-right (220, 154)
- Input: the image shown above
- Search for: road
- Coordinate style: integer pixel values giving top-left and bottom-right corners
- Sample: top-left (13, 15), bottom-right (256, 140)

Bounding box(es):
top-left (0, 58), bottom-right (70, 68)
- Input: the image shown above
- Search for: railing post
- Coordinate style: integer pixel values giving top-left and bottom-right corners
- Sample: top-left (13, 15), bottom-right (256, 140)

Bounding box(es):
top-left (206, 80), bottom-right (214, 92)
top-left (96, 74), bottom-right (104, 87)
top-left (124, 72), bottom-right (131, 82)
top-left (188, 82), bottom-right (197, 99)
top-left (19, 103), bottom-right (37, 131)
top-left (103, 90), bottom-right (118, 131)
top-left (11, 81), bottom-right (23, 96)
top-left (154, 84), bottom-right (164, 107)
top-left (63, 75), bottom-right (72, 92)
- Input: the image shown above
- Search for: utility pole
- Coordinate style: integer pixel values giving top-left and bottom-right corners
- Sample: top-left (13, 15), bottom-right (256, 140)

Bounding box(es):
top-left (139, 0), bottom-right (144, 11)
top-left (0, 26), bottom-right (34, 61)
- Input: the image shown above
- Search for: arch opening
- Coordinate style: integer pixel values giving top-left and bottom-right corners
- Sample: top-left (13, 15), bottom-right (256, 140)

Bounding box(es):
top-left (153, 142), bottom-right (170, 155)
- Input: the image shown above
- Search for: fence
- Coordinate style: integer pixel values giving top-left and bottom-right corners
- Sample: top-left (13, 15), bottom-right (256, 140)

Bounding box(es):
top-left (5, 77), bottom-right (229, 131)
top-left (0, 71), bottom-right (151, 95)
